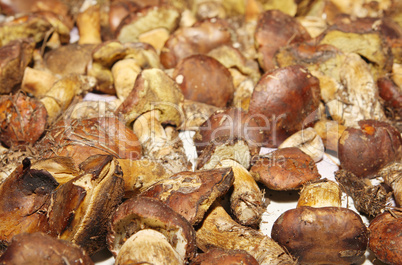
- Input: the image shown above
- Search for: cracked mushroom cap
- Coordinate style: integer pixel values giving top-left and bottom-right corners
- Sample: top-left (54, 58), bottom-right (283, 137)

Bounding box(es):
top-left (0, 232), bottom-right (94, 265)
top-left (107, 196), bottom-right (197, 263)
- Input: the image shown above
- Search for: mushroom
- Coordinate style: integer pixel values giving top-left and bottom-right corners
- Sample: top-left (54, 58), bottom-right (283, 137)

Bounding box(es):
top-left (254, 9), bottom-right (310, 72)
top-left (107, 196), bottom-right (197, 263)
top-left (0, 38), bottom-right (35, 94)
top-left (368, 209), bottom-right (402, 265)
top-left (249, 147), bottom-right (321, 191)
top-left (271, 181), bottom-right (369, 265)
top-left (141, 167), bottom-right (234, 225)
top-left (338, 119), bottom-right (402, 178)
top-left (172, 54), bottom-right (235, 107)
top-left (377, 162), bottom-right (402, 207)
top-left (196, 202), bottom-right (295, 265)
top-left (0, 92), bottom-right (47, 149)
top-left (77, 4), bottom-right (102, 45)
top-left (248, 65), bottom-right (321, 147)
top-left (0, 232), bottom-right (94, 265)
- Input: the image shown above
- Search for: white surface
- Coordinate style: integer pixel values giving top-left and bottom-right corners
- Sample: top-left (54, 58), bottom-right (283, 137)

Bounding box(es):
top-left (92, 132), bottom-right (384, 265)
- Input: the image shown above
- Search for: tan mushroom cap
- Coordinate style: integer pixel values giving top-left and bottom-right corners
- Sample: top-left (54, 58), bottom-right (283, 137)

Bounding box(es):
top-left (190, 248), bottom-right (259, 265)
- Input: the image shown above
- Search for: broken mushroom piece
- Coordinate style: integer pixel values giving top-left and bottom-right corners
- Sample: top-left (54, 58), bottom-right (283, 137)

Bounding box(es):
top-left (31, 156), bottom-right (79, 185)
top-left (196, 202), bottom-right (295, 265)
top-left (173, 54), bottom-right (235, 107)
top-left (378, 162), bottom-right (402, 207)
top-left (77, 4), bottom-right (102, 45)
top-left (190, 248), bottom-right (259, 265)
top-left (335, 169), bottom-right (390, 217)
top-left (338, 120), bottom-right (402, 179)
top-left (141, 167), bottom-right (234, 225)
top-left (0, 93), bottom-right (47, 149)
top-left (248, 65), bottom-right (321, 147)
top-left (107, 196), bottom-right (197, 263)
top-left (59, 155), bottom-right (125, 255)
top-left (116, 229), bottom-right (183, 265)
top-left (117, 68), bottom-right (184, 127)
top-left (369, 210), bottom-right (402, 265)
top-left (215, 159), bottom-right (265, 227)
top-left (278, 127), bottom-right (325, 163)
top-left (0, 232), bottom-right (94, 265)
top-left (250, 147), bottom-right (321, 191)
top-left (297, 179), bottom-right (342, 208)
top-left (180, 99), bottom-right (221, 131)
top-left (0, 158), bottom-right (58, 251)
top-left (37, 116), bottom-right (142, 165)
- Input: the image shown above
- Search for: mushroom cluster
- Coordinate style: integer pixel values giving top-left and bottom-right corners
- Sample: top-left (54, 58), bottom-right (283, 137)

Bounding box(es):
top-left (0, 0), bottom-right (401, 264)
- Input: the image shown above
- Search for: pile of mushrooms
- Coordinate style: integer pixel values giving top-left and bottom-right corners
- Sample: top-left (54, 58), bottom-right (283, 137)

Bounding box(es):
top-left (0, 0), bottom-right (401, 264)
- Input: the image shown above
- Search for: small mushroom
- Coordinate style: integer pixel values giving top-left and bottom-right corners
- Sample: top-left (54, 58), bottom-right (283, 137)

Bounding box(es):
top-left (141, 167), bottom-right (234, 225)
top-left (190, 248), bottom-right (259, 265)
top-left (172, 54), bottom-right (235, 107)
top-left (77, 4), bottom-right (102, 45)
top-left (107, 196), bottom-right (197, 263)
top-left (297, 179), bottom-right (342, 208)
top-left (0, 93), bottom-right (47, 149)
top-left (377, 162), bottom-right (402, 207)
top-left (369, 210), bottom-right (402, 265)
top-left (250, 147), bottom-right (321, 191)
top-left (0, 232), bottom-right (94, 265)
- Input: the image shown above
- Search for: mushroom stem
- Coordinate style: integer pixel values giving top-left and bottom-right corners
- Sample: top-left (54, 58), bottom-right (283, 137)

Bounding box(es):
top-left (77, 4), bottom-right (102, 45)
top-left (21, 67), bottom-right (57, 97)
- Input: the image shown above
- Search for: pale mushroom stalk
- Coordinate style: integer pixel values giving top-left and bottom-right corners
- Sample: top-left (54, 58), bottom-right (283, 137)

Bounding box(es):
top-left (133, 110), bottom-right (190, 174)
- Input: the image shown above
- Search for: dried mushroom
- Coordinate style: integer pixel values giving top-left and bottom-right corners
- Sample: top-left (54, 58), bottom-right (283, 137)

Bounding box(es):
top-left (37, 116), bottom-right (142, 165)
top-left (0, 38), bottom-right (34, 94)
top-left (196, 202), bottom-right (295, 265)
top-left (173, 54), bottom-right (234, 107)
top-left (0, 93), bottom-right (47, 149)
top-left (250, 147), bottom-right (321, 190)
top-left (0, 232), bottom-right (94, 265)
top-left (107, 196), bottom-right (197, 263)
top-left (338, 120), bottom-right (402, 178)
top-left (377, 162), bottom-right (402, 207)
top-left (141, 167), bottom-right (234, 225)
top-left (190, 248), bottom-right (259, 265)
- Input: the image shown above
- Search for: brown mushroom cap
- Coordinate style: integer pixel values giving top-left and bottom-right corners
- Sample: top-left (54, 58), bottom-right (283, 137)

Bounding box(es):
top-left (193, 107), bottom-right (263, 156)
top-left (160, 17), bottom-right (232, 69)
top-left (254, 9), bottom-right (310, 72)
top-left (369, 210), bottom-right (402, 265)
top-left (338, 120), bottom-right (402, 178)
top-left (0, 232), bottom-right (94, 265)
top-left (271, 206), bottom-right (368, 265)
top-left (37, 116), bottom-right (142, 165)
top-left (249, 147), bottom-right (321, 190)
top-left (141, 168), bottom-right (234, 225)
top-left (173, 54), bottom-right (234, 107)
top-left (107, 196), bottom-right (197, 263)
top-left (0, 93), bottom-right (47, 148)
top-left (248, 65), bottom-right (321, 147)
top-left (190, 248), bottom-right (259, 265)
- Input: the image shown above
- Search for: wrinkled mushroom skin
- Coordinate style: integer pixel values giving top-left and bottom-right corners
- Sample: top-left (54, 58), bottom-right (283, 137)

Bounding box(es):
top-left (369, 211), bottom-right (402, 265)
top-left (0, 232), bottom-right (94, 265)
top-left (37, 117), bottom-right (142, 165)
top-left (160, 18), bottom-right (232, 69)
top-left (377, 77), bottom-right (402, 118)
top-left (107, 196), bottom-right (197, 263)
top-left (0, 93), bottom-right (47, 148)
top-left (173, 54), bottom-right (234, 107)
top-left (190, 248), bottom-right (259, 265)
top-left (141, 168), bottom-right (234, 225)
top-left (248, 65), bottom-right (321, 147)
top-left (255, 10), bottom-right (310, 72)
top-left (250, 147), bottom-right (321, 190)
top-left (338, 120), bottom-right (402, 178)
top-left (193, 107), bottom-right (263, 156)
top-left (272, 207), bottom-right (368, 265)
top-left (0, 158), bottom-right (58, 250)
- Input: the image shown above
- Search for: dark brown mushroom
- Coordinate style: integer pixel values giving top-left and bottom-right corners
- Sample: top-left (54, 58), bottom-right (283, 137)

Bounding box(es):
top-left (190, 248), bottom-right (259, 265)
